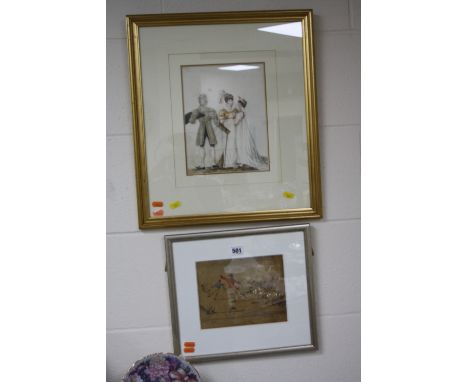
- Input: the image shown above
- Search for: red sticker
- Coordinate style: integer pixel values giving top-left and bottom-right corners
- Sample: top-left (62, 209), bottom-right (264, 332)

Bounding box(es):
top-left (184, 342), bottom-right (195, 347)
top-left (152, 201), bottom-right (163, 207)
top-left (152, 209), bottom-right (164, 217)
top-left (183, 347), bottom-right (195, 353)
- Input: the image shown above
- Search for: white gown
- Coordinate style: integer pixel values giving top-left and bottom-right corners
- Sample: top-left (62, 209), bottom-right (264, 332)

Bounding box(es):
top-left (235, 112), bottom-right (267, 168)
top-left (221, 107), bottom-right (267, 169)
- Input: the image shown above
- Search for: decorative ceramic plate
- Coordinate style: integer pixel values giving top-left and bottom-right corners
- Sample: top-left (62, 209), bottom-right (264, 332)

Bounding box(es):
top-left (122, 353), bottom-right (201, 382)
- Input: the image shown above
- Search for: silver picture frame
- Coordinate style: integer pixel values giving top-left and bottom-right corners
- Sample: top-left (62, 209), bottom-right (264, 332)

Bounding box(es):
top-left (165, 224), bottom-right (318, 362)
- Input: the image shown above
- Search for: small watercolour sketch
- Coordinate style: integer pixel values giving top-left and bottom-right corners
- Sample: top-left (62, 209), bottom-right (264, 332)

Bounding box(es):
top-left (195, 255), bottom-right (287, 330)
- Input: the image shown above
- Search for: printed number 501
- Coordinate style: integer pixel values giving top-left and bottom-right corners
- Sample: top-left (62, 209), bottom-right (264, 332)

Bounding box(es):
top-left (231, 246), bottom-right (243, 255)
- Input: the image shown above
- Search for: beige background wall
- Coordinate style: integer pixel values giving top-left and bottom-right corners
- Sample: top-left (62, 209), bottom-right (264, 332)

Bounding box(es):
top-left (107, 0), bottom-right (360, 381)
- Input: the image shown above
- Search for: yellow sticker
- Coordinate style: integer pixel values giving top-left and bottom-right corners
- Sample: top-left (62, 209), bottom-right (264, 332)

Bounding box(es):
top-left (282, 191), bottom-right (296, 199)
top-left (169, 200), bottom-right (182, 209)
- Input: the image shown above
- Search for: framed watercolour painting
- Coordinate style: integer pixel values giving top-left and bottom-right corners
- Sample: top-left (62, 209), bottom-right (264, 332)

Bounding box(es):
top-left (165, 224), bottom-right (318, 362)
top-left (127, 10), bottom-right (322, 228)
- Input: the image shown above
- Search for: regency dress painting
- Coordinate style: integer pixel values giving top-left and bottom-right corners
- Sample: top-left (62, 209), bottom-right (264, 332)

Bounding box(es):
top-left (182, 63), bottom-right (270, 175)
top-left (127, 11), bottom-right (322, 228)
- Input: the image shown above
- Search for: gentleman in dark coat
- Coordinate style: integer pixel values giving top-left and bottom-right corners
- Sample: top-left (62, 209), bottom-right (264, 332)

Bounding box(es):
top-left (185, 94), bottom-right (229, 169)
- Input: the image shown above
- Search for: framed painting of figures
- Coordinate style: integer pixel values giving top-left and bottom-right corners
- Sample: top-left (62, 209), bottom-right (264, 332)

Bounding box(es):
top-left (181, 63), bottom-right (270, 176)
top-left (165, 224), bottom-right (318, 361)
top-left (127, 10), bottom-right (322, 228)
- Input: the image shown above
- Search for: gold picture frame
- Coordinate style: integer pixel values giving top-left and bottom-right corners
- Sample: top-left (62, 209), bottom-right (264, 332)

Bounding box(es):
top-left (127, 10), bottom-right (322, 229)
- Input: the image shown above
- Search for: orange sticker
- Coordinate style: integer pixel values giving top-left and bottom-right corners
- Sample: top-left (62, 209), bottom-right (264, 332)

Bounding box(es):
top-left (152, 201), bottom-right (163, 207)
top-left (152, 209), bottom-right (164, 217)
top-left (184, 342), bottom-right (195, 347)
top-left (184, 347), bottom-right (195, 353)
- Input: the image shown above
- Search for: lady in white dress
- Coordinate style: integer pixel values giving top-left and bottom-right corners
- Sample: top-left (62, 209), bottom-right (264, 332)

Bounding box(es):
top-left (218, 92), bottom-right (268, 169)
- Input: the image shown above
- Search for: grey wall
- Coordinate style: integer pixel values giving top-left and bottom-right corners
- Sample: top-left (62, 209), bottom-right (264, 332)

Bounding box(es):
top-left (107, 1), bottom-right (360, 381)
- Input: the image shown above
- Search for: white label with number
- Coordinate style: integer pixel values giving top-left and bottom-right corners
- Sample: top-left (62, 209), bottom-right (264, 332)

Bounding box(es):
top-left (231, 246), bottom-right (244, 255)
